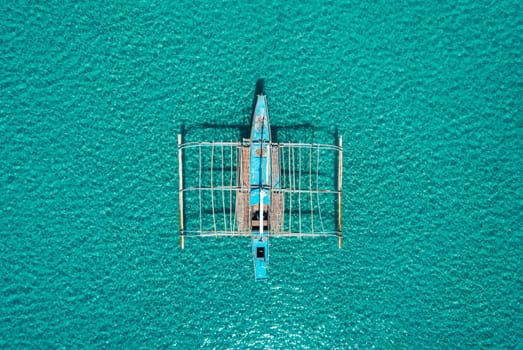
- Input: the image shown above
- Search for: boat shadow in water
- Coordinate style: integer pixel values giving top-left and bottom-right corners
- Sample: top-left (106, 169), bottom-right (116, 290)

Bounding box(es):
top-left (181, 79), bottom-right (338, 144)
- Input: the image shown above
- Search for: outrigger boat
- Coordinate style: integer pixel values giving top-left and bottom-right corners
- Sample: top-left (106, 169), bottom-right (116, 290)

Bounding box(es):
top-left (178, 92), bottom-right (342, 281)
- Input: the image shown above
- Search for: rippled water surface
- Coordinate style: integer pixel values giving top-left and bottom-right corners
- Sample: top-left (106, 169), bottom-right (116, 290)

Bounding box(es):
top-left (1, 1), bottom-right (521, 348)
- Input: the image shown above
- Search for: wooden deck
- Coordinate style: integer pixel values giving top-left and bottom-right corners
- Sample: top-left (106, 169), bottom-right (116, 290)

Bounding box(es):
top-left (235, 144), bottom-right (284, 235)
top-left (235, 145), bottom-right (250, 234)
top-left (269, 146), bottom-right (284, 235)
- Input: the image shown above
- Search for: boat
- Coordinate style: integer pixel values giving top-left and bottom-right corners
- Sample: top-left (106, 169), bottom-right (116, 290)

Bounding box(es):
top-left (178, 90), bottom-right (342, 281)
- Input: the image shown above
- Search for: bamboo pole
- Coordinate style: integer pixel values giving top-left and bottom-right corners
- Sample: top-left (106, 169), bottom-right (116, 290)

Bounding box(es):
top-left (178, 134), bottom-right (184, 249)
top-left (288, 145), bottom-right (293, 233)
top-left (211, 142), bottom-right (216, 234)
top-left (298, 146), bottom-right (302, 237)
top-left (229, 144), bottom-right (233, 233)
top-left (198, 145), bottom-right (202, 233)
top-left (221, 145), bottom-right (226, 232)
top-left (309, 144), bottom-right (314, 236)
top-left (316, 145), bottom-right (325, 232)
top-left (338, 136), bottom-right (343, 249)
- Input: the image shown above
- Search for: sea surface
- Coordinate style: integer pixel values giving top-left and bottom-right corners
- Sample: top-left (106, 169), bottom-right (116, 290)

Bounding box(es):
top-left (1, 1), bottom-right (522, 348)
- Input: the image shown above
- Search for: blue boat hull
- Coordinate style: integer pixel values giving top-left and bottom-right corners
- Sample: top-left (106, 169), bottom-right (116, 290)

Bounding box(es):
top-left (250, 95), bottom-right (271, 281)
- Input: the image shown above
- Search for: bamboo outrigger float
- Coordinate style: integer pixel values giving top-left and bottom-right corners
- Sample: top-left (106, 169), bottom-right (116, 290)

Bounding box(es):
top-left (178, 92), bottom-right (343, 281)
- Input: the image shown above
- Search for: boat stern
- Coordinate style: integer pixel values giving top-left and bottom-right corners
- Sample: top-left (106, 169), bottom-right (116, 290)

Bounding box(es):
top-left (252, 235), bottom-right (269, 281)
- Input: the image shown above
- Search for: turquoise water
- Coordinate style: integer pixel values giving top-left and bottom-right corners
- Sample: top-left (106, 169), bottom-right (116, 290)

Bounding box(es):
top-left (1, 1), bottom-right (522, 348)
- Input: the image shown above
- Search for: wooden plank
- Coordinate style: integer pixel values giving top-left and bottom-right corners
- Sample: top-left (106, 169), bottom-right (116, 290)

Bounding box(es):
top-left (269, 146), bottom-right (284, 235)
top-left (235, 145), bottom-right (250, 233)
top-left (241, 146), bottom-right (250, 188)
